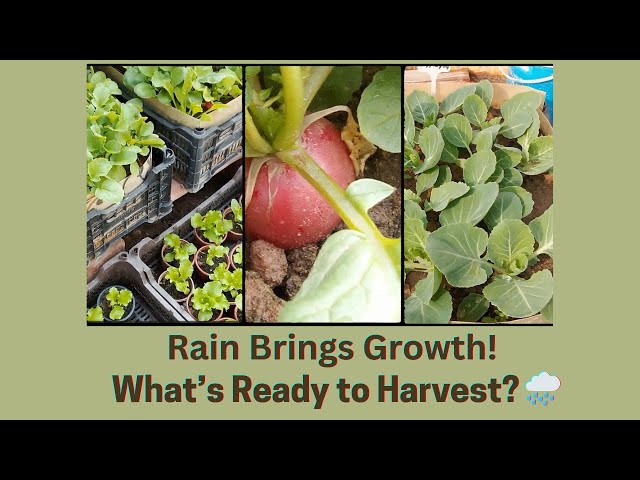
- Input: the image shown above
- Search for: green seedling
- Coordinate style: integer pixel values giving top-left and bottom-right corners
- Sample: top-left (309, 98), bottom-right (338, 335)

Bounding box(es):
top-left (232, 244), bottom-right (243, 266)
top-left (123, 66), bottom-right (242, 120)
top-left (163, 233), bottom-right (196, 264)
top-left (87, 68), bottom-right (165, 205)
top-left (86, 306), bottom-right (104, 322)
top-left (164, 259), bottom-right (194, 295)
top-left (191, 210), bottom-right (233, 244)
top-left (190, 281), bottom-right (231, 322)
top-left (403, 82), bottom-right (554, 324)
top-left (105, 287), bottom-right (134, 320)
top-left (230, 198), bottom-right (243, 225)
top-left (206, 245), bottom-right (229, 267)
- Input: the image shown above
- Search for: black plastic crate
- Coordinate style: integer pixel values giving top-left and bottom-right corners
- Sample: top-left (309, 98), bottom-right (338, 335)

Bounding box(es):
top-left (137, 100), bottom-right (243, 193)
top-left (86, 252), bottom-right (190, 323)
top-left (129, 167), bottom-right (243, 322)
top-left (87, 147), bottom-right (175, 262)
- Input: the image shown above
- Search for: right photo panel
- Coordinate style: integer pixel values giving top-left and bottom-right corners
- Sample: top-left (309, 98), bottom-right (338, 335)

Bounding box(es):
top-left (404, 65), bottom-right (554, 325)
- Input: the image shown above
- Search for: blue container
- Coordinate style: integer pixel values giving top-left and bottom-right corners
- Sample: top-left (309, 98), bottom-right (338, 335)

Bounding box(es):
top-left (503, 66), bottom-right (554, 123)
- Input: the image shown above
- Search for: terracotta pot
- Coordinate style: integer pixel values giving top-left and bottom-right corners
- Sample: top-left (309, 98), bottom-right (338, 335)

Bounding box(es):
top-left (193, 227), bottom-right (228, 248)
top-left (161, 240), bottom-right (196, 270)
top-left (223, 207), bottom-right (243, 242)
top-left (158, 271), bottom-right (195, 304)
top-left (194, 245), bottom-right (231, 281)
top-left (233, 303), bottom-right (242, 322)
top-left (185, 293), bottom-right (224, 323)
top-left (97, 285), bottom-right (136, 323)
top-left (229, 243), bottom-right (242, 270)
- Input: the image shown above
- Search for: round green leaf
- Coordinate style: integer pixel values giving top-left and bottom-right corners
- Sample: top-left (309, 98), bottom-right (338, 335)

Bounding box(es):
top-left (463, 94), bottom-right (488, 127)
top-left (456, 293), bottom-right (490, 322)
top-left (443, 113), bottom-right (472, 149)
top-left (134, 82), bottom-right (157, 98)
top-left (440, 183), bottom-right (499, 227)
top-left (483, 270), bottom-right (553, 318)
top-left (483, 191), bottom-right (524, 231)
top-left (463, 150), bottom-right (497, 185)
top-left (416, 125), bottom-right (444, 173)
top-left (487, 219), bottom-right (534, 275)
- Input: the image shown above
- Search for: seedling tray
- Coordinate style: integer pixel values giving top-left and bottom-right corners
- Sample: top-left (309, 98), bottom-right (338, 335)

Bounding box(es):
top-left (129, 167), bottom-right (243, 321)
top-left (87, 147), bottom-right (175, 262)
top-left (86, 252), bottom-right (189, 323)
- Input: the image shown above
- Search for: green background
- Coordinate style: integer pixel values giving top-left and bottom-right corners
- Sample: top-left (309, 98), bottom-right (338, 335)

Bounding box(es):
top-left (0, 60), bottom-right (636, 419)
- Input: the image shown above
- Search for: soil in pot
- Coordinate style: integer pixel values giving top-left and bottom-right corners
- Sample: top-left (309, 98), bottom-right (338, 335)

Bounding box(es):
top-left (98, 287), bottom-right (135, 322)
top-left (161, 241), bottom-right (196, 269)
top-left (244, 66), bottom-right (401, 323)
top-left (158, 272), bottom-right (194, 303)
top-left (195, 247), bottom-right (230, 278)
top-left (223, 208), bottom-right (242, 241)
top-left (186, 294), bottom-right (223, 322)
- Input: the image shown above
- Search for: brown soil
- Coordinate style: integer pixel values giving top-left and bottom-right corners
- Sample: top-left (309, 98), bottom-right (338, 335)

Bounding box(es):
top-left (247, 240), bottom-right (288, 288)
top-left (245, 66), bottom-right (402, 323)
top-left (99, 294), bottom-right (133, 321)
top-left (196, 250), bottom-right (226, 275)
top-left (160, 276), bottom-right (189, 302)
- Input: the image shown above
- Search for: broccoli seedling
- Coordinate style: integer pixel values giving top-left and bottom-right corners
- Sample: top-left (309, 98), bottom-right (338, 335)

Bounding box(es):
top-left (206, 245), bottom-right (229, 267)
top-left (164, 259), bottom-right (194, 295)
top-left (233, 244), bottom-right (243, 266)
top-left (163, 233), bottom-right (196, 264)
top-left (87, 306), bottom-right (104, 322)
top-left (191, 210), bottom-right (233, 244)
top-left (190, 281), bottom-right (231, 322)
top-left (105, 287), bottom-right (134, 320)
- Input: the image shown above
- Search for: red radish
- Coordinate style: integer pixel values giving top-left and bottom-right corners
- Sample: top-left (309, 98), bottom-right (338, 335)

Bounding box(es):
top-left (246, 118), bottom-right (355, 250)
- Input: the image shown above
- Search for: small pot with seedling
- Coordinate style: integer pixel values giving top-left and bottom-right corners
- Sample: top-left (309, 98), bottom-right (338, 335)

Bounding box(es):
top-left (229, 243), bottom-right (242, 270)
top-left (223, 199), bottom-right (243, 242)
top-left (191, 210), bottom-right (233, 247)
top-left (161, 233), bottom-right (196, 269)
top-left (158, 259), bottom-right (195, 303)
top-left (210, 263), bottom-right (243, 302)
top-left (95, 286), bottom-right (135, 322)
top-left (195, 244), bottom-right (230, 280)
top-left (186, 281), bottom-right (231, 322)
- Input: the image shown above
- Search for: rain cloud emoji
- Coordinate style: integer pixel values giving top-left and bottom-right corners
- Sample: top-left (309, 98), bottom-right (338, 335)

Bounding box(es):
top-left (525, 372), bottom-right (560, 406)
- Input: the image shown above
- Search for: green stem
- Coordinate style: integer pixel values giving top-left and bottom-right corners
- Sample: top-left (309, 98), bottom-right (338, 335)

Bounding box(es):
top-left (301, 66), bottom-right (333, 112)
top-left (486, 261), bottom-right (508, 275)
top-left (273, 67), bottom-right (305, 151)
top-left (245, 110), bottom-right (273, 154)
top-left (277, 146), bottom-right (388, 244)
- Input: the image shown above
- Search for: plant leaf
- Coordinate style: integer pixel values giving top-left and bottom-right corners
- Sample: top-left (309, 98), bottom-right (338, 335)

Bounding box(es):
top-left (134, 82), bottom-right (156, 98)
top-left (278, 230), bottom-right (401, 323)
top-left (456, 293), bottom-right (490, 322)
top-left (440, 183), bottom-right (499, 227)
top-left (109, 305), bottom-right (125, 320)
top-left (473, 129), bottom-right (494, 152)
top-left (429, 182), bottom-right (469, 212)
top-left (117, 289), bottom-right (133, 307)
top-left (440, 84), bottom-right (477, 115)
top-left (405, 274), bottom-right (451, 325)
top-left (500, 110), bottom-right (534, 139)
top-left (357, 66), bottom-right (401, 153)
top-left (520, 136), bottom-right (553, 175)
top-left (463, 150), bottom-right (497, 185)
top-left (404, 200), bottom-right (426, 225)
top-left (475, 80), bottom-right (493, 109)
top-left (442, 114), bottom-right (472, 149)
top-left (86, 306), bottom-right (104, 322)
top-left (95, 179), bottom-right (124, 204)
top-left (404, 101), bottom-right (415, 146)
top-left (435, 166), bottom-right (452, 187)
top-left (404, 218), bottom-right (429, 261)
top-left (483, 270), bottom-right (553, 318)
top-left (346, 179), bottom-right (395, 212)
top-left (416, 125), bottom-right (444, 173)
top-left (501, 186), bottom-right (534, 217)
top-left (406, 90), bottom-right (438, 126)
top-left (308, 66), bottom-right (363, 112)
top-left (541, 298), bottom-right (553, 322)
top-left (500, 168), bottom-right (524, 188)
top-left (517, 110), bottom-right (540, 157)
top-left (483, 191), bottom-right (524, 231)
top-left (500, 91), bottom-right (543, 120)
top-left (463, 94), bottom-right (488, 127)
top-left (530, 205), bottom-right (553, 258)
top-left (415, 168), bottom-right (440, 195)
top-left (487, 219), bottom-right (534, 275)
top-left (487, 166), bottom-right (504, 184)
top-left (441, 139), bottom-right (459, 163)
top-left (425, 223), bottom-right (491, 288)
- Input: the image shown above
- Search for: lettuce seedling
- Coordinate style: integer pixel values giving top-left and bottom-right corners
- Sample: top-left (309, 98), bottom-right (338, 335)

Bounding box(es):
top-left (206, 245), bottom-right (229, 267)
top-left (86, 68), bottom-right (165, 205)
top-left (86, 306), bottom-right (104, 322)
top-left (190, 281), bottom-right (231, 322)
top-left (235, 294), bottom-right (243, 311)
top-left (233, 244), bottom-right (243, 266)
top-left (230, 198), bottom-right (243, 225)
top-left (164, 259), bottom-right (194, 295)
top-left (245, 66), bottom-right (401, 323)
top-left (191, 210), bottom-right (233, 244)
top-left (404, 82), bottom-right (554, 324)
top-left (163, 233), bottom-right (197, 264)
top-left (210, 264), bottom-right (243, 299)
top-left (123, 66), bottom-right (242, 121)
top-left (105, 287), bottom-right (134, 320)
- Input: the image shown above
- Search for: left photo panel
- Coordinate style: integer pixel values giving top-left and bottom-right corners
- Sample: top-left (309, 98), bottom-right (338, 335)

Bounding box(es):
top-left (86, 65), bottom-right (244, 324)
